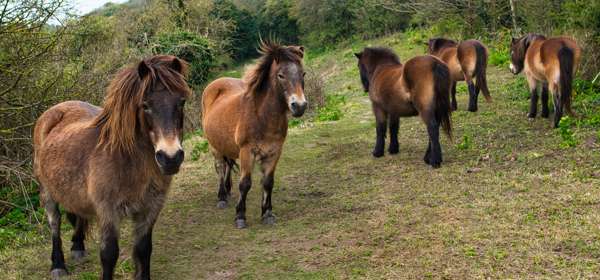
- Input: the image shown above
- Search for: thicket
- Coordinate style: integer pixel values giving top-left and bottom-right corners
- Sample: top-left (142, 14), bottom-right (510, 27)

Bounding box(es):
top-left (1, 0), bottom-right (599, 240)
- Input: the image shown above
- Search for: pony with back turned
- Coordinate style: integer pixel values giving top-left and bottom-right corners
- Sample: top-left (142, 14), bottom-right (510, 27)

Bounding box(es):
top-left (427, 38), bottom-right (491, 112)
top-left (509, 33), bottom-right (581, 128)
top-left (354, 47), bottom-right (452, 168)
top-left (202, 41), bottom-right (307, 229)
top-left (33, 55), bottom-right (191, 280)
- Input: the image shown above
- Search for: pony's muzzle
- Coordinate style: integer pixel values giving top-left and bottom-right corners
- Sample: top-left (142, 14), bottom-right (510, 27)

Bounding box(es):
top-left (290, 101), bottom-right (307, 117)
top-left (155, 149), bottom-right (184, 175)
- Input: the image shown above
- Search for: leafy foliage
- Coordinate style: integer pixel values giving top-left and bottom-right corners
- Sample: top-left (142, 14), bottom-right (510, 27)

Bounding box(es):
top-left (152, 30), bottom-right (215, 86)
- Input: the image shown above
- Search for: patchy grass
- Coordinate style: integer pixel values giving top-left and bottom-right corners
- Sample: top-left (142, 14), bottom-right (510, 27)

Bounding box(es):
top-left (2, 32), bottom-right (600, 279)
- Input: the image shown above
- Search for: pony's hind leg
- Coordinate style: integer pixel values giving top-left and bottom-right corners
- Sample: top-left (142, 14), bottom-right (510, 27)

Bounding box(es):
top-left (43, 196), bottom-right (68, 279)
top-left (425, 119), bottom-right (442, 168)
top-left (466, 77), bottom-right (478, 112)
top-left (541, 83), bottom-right (550, 118)
top-left (388, 116), bottom-right (399, 155)
top-left (66, 212), bottom-right (88, 262)
top-left (450, 81), bottom-right (458, 111)
top-left (527, 77), bottom-right (539, 119)
top-left (214, 157), bottom-right (231, 209)
top-left (372, 105), bottom-right (387, 158)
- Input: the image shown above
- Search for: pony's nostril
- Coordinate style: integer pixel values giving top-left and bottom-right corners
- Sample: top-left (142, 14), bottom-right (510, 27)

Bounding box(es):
top-left (155, 151), bottom-right (168, 166)
top-left (174, 150), bottom-right (184, 165)
top-left (290, 102), bottom-right (298, 110)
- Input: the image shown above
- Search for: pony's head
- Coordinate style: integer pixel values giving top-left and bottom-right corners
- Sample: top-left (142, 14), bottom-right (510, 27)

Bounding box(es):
top-left (510, 34), bottom-right (546, 74)
top-left (354, 47), bottom-right (402, 92)
top-left (426, 38), bottom-right (458, 56)
top-left (94, 55), bottom-right (192, 175)
top-left (244, 41), bottom-right (307, 117)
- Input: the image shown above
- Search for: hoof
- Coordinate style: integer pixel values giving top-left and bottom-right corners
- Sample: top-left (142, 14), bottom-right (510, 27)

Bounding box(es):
top-left (235, 219), bottom-right (247, 229)
top-left (372, 150), bottom-right (384, 158)
top-left (51, 268), bottom-right (68, 280)
top-left (388, 146), bottom-right (399, 155)
top-left (467, 107), bottom-right (478, 112)
top-left (541, 112), bottom-right (549, 118)
top-left (216, 200), bottom-right (228, 209)
top-left (430, 162), bottom-right (441, 169)
top-left (262, 213), bottom-right (276, 225)
top-left (71, 250), bottom-right (86, 262)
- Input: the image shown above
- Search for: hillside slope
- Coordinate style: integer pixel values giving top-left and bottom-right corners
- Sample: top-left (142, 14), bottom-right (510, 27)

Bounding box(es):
top-left (2, 33), bottom-right (600, 279)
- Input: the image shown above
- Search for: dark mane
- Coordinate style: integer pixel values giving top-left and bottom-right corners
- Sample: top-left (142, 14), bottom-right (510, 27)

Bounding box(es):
top-left (428, 38), bottom-right (458, 54)
top-left (93, 55), bottom-right (191, 154)
top-left (244, 41), bottom-right (304, 95)
top-left (363, 47), bottom-right (402, 66)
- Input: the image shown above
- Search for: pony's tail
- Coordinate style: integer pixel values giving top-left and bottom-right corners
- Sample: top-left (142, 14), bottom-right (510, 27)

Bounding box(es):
top-left (433, 61), bottom-right (452, 139)
top-left (558, 46), bottom-right (575, 116)
top-left (474, 43), bottom-right (491, 102)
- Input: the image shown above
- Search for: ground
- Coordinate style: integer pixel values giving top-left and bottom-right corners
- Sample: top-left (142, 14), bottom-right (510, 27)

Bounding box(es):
top-left (1, 33), bottom-right (599, 279)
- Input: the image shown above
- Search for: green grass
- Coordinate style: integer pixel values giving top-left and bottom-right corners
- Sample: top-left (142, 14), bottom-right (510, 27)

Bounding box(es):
top-left (1, 32), bottom-right (599, 279)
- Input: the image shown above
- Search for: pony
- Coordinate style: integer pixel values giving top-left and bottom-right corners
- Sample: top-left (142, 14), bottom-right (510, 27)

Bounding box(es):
top-left (33, 55), bottom-right (191, 280)
top-left (201, 41), bottom-right (307, 229)
top-left (354, 47), bottom-right (452, 168)
top-left (510, 33), bottom-right (581, 128)
top-left (427, 38), bottom-right (491, 112)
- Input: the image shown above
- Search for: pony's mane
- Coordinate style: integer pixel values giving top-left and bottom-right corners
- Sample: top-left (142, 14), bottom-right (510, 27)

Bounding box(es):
top-left (363, 47), bottom-right (402, 65)
top-left (93, 55), bottom-right (191, 155)
top-left (429, 38), bottom-right (458, 53)
top-left (243, 41), bottom-right (304, 95)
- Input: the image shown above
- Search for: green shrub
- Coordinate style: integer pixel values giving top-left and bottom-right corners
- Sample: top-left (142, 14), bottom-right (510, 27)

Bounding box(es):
top-left (191, 140), bottom-right (209, 161)
top-left (316, 94), bottom-right (346, 122)
top-left (457, 134), bottom-right (472, 150)
top-left (558, 116), bottom-right (578, 148)
top-left (573, 79), bottom-right (600, 127)
top-left (152, 30), bottom-right (215, 87)
top-left (489, 49), bottom-right (510, 67)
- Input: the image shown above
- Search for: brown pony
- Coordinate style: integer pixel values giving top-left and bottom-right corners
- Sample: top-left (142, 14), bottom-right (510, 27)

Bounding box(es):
top-left (33, 55), bottom-right (191, 280)
top-left (354, 47), bottom-right (452, 168)
top-left (510, 33), bottom-right (581, 127)
top-left (427, 38), bottom-right (491, 112)
top-left (202, 41), bottom-right (306, 229)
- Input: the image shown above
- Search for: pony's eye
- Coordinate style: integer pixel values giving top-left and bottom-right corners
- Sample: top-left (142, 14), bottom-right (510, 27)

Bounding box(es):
top-left (142, 102), bottom-right (151, 113)
top-left (277, 73), bottom-right (285, 80)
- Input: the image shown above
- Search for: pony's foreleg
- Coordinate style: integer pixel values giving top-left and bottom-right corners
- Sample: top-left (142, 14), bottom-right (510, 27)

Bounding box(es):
top-left (466, 76), bottom-right (478, 112)
top-left (260, 152), bottom-right (281, 225)
top-left (450, 81), bottom-right (458, 111)
top-left (541, 83), bottom-right (550, 118)
top-left (99, 215), bottom-right (120, 280)
top-left (372, 105), bottom-right (387, 158)
top-left (527, 76), bottom-right (539, 119)
top-left (132, 203), bottom-right (163, 280)
top-left (388, 116), bottom-right (399, 155)
top-left (66, 212), bottom-right (88, 262)
top-left (235, 148), bottom-right (255, 229)
top-left (44, 195), bottom-right (68, 279)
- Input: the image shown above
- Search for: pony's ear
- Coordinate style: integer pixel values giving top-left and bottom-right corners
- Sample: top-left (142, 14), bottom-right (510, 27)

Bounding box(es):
top-left (169, 57), bottom-right (184, 74)
top-left (138, 60), bottom-right (151, 79)
top-left (354, 52), bottom-right (362, 59)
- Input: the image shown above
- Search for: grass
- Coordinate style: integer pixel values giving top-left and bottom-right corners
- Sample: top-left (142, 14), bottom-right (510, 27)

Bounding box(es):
top-left (1, 32), bottom-right (600, 279)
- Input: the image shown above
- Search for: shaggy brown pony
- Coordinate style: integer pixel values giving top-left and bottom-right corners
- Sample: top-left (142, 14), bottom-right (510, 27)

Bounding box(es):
top-left (33, 55), bottom-right (191, 280)
top-left (202, 41), bottom-right (306, 229)
top-left (427, 38), bottom-right (491, 112)
top-left (355, 47), bottom-right (452, 168)
top-left (510, 33), bottom-right (581, 128)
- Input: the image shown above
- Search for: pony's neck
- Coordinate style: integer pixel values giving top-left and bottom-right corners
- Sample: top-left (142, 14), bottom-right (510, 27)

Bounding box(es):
top-left (246, 83), bottom-right (288, 135)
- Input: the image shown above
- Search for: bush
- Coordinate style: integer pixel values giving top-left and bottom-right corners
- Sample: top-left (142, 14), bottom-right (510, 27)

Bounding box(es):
top-left (191, 140), bottom-right (210, 161)
top-left (316, 94), bottom-right (346, 122)
top-left (152, 30), bottom-right (215, 87)
top-left (558, 116), bottom-right (578, 148)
